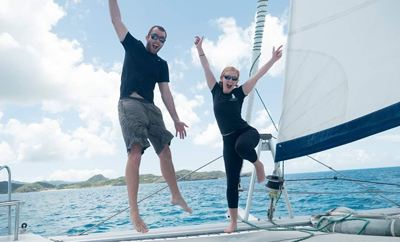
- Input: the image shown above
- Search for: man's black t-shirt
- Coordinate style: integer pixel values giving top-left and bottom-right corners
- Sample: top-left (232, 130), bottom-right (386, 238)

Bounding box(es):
top-left (211, 83), bottom-right (249, 135)
top-left (120, 32), bottom-right (169, 103)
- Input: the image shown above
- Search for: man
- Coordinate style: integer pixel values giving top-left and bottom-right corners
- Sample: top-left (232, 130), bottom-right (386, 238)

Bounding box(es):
top-left (108, 0), bottom-right (192, 233)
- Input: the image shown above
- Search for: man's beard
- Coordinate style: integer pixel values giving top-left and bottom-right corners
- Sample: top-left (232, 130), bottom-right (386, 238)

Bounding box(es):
top-left (146, 42), bottom-right (158, 54)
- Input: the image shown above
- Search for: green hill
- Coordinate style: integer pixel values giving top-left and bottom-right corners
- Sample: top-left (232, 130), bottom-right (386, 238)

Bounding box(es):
top-left (14, 183), bottom-right (45, 193)
top-left (0, 181), bottom-right (23, 194)
top-left (1, 170), bottom-right (228, 193)
top-left (87, 174), bottom-right (108, 182)
top-left (156, 170), bottom-right (226, 183)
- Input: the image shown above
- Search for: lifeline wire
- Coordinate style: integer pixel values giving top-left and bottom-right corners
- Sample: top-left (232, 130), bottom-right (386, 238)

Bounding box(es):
top-left (77, 155), bottom-right (223, 236)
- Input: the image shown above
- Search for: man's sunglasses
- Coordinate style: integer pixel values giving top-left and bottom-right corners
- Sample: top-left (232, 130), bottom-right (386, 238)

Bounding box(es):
top-left (224, 75), bottom-right (238, 81)
top-left (150, 33), bottom-right (166, 43)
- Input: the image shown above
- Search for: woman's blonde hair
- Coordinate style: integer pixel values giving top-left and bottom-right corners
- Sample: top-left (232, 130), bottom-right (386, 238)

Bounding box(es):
top-left (219, 66), bottom-right (240, 87)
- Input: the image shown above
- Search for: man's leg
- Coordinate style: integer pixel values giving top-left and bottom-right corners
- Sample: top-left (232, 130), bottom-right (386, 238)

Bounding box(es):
top-left (126, 143), bottom-right (149, 233)
top-left (158, 144), bottom-right (192, 213)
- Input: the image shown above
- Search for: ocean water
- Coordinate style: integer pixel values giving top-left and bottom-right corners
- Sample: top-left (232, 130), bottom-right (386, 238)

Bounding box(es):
top-left (1, 166), bottom-right (399, 238)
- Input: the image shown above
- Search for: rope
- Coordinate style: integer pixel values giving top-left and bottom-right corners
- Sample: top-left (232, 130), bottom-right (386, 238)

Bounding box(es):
top-left (242, 189), bottom-right (400, 194)
top-left (286, 176), bottom-right (400, 187)
top-left (77, 155), bottom-right (223, 236)
top-left (243, 211), bottom-right (371, 241)
top-left (242, 219), bottom-right (315, 242)
top-left (314, 212), bottom-right (370, 235)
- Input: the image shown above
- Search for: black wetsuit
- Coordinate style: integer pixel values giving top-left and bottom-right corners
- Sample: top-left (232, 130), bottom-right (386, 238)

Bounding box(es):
top-left (211, 83), bottom-right (260, 208)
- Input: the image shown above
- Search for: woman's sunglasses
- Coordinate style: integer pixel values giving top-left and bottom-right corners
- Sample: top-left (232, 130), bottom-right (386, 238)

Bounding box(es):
top-left (224, 75), bottom-right (238, 81)
top-left (150, 33), bottom-right (166, 43)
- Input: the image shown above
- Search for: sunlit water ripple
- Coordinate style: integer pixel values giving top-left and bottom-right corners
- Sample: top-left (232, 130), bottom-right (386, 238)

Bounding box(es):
top-left (1, 166), bottom-right (399, 237)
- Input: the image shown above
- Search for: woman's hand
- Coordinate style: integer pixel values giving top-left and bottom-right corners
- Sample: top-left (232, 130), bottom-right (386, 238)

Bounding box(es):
top-left (272, 45), bottom-right (283, 62)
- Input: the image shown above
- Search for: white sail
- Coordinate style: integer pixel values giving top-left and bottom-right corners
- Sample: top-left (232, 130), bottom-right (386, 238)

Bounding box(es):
top-left (275, 0), bottom-right (400, 161)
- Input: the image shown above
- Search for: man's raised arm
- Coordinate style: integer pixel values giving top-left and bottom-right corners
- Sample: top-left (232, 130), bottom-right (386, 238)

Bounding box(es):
top-left (109, 0), bottom-right (128, 42)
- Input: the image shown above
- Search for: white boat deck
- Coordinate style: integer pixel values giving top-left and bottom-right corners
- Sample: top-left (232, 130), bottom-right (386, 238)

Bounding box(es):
top-left (44, 208), bottom-right (399, 242)
top-left (1, 208), bottom-right (400, 242)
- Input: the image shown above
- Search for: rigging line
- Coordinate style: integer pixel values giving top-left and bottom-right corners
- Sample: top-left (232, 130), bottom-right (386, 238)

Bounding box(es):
top-left (286, 177), bottom-right (400, 187)
top-left (337, 178), bottom-right (400, 187)
top-left (255, 88), bottom-right (278, 132)
top-left (77, 155), bottom-right (223, 236)
top-left (306, 155), bottom-right (400, 207)
top-left (289, 191), bottom-right (400, 194)
top-left (241, 189), bottom-right (400, 194)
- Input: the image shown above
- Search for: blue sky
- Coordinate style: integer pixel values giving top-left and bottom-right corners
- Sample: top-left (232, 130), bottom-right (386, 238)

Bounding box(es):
top-left (0, 0), bottom-right (399, 183)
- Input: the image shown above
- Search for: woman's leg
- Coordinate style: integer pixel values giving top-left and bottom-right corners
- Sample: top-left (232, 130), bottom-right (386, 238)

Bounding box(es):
top-left (223, 136), bottom-right (243, 233)
top-left (235, 128), bottom-right (265, 183)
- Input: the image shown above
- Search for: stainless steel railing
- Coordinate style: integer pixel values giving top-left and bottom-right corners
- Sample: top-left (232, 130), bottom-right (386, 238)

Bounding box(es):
top-left (1, 165), bottom-right (23, 241)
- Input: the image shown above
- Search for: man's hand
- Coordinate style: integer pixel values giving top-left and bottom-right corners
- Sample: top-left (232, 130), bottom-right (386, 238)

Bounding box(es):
top-left (174, 121), bottom-right (188, 139)
top-left (194, 36), bottom-right (204, 49)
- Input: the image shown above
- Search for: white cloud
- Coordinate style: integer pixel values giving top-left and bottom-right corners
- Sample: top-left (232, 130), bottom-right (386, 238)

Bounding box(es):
top-left (193, 122), bottom-right (222, 148)
top-left (154, 91), bottom-right (204, 132)
top-left (194, 81), bottom-right (208, 92)
top-left (0, 33), bottom-right (20, 49)
top-left (252, 109), bottom-right (278, 135)
top-left (1, 118), bottom-right (116, 163)
top-left (191, 17), bottom-right (252, 72)
top-left (0, 142), bottom-right (16, 163)
top-left (170, 71), bottom-right (184, 81)
top-left (174, 59), bottom-right (188, 70)
top-left (0, 0), bottom-right (123, 165)
top-left (169, 59), bottom-right (188, 82)
top-left (190, 14), bottom-right (286, 79)
top-left (111, 61), bottom-right (123, 74)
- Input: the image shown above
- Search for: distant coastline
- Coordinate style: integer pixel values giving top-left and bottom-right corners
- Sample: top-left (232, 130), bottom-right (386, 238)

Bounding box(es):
top-left (0, 170), bottom-right (252, 194)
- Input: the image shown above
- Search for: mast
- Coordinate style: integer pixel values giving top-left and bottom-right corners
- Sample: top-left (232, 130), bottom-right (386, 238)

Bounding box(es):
top-left (245, 0), bottom-right (268, 123)
top-left (242, 0), bottom-right (271, 221)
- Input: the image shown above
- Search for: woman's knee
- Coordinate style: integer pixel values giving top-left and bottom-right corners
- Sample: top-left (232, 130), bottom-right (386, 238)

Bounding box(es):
top-left (235, 142), bottom-right (252, 156)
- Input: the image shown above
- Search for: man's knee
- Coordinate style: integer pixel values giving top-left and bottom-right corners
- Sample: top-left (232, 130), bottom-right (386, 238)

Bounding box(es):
top-left (158, 144), bottom-right (171, 161)
top-left (128, 143), bottom-right (142, 166)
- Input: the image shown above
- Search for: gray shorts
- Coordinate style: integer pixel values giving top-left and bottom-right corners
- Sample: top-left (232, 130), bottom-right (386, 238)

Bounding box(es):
top-left (118, 98), bottom-right (174, 155)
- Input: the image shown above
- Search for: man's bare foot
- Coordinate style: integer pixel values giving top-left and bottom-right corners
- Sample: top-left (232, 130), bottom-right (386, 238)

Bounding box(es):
top-left (224, 222), bottom-right (237, 233)
top-left (130, 212), bottom-right (149, 233)
top-left (171, 197), bottom-right (193, 214)
top-left (254, 160), bottom-right (266, 183)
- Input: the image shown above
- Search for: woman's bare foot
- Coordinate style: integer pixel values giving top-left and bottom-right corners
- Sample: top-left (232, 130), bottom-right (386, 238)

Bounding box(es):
top-left (224, 221), bottom-right (237, 233)
top-left (171, 197), bottom-right (193, 214)
top-left (130, 212), bottom-right (149, 233)
top-left (254, 160), bottom-right (266, 183)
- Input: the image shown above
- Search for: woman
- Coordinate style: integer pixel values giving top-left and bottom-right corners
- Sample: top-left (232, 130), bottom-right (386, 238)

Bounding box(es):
top-left (194, 36), bottom-right (282, 233)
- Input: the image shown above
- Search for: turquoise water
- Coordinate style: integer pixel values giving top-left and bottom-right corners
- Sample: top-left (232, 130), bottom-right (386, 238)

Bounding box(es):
top-left (1, 166), bottom-right (399, 237)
